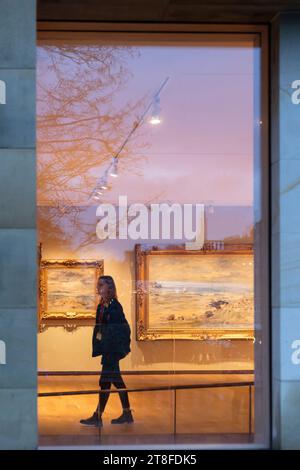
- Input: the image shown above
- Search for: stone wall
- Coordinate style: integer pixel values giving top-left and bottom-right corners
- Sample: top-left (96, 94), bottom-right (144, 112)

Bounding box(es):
top-left (0, 0), bottom-right (37, 450)
top-left (271, 13), bottom-right (300, 449)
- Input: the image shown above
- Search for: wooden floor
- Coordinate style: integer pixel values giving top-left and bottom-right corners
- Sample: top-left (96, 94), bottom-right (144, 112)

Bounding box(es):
top-left (38, 374), bottom-right (254, 446)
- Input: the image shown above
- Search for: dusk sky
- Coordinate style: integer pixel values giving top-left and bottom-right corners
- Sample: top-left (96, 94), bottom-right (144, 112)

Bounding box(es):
top-left (37, 37), bottom-right (260, 206)
top-left (37, 37), bottom-right (260, 249)
top-left (108, 43), bottom-right (256, 206)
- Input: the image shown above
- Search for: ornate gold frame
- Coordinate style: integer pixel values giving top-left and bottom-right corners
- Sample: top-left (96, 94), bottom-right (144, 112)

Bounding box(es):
top-left (135, 243), bottom-right (254, 341)
top-left (39, 259), bottom-right (104, 328)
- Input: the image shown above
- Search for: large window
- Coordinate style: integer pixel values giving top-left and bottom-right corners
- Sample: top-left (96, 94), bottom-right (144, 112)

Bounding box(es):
top-left (37, 26), bottom-right (269, 448)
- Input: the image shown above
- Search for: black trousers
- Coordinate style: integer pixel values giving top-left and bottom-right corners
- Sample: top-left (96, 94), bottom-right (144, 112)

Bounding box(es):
top-left (97, 360), bottom-right (130, 414)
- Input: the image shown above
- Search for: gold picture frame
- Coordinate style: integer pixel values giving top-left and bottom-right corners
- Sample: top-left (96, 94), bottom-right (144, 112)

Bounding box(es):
top-left (39, 259), bottom-right (104, 327)
top-left (135, 243), bottom-right (254, 341)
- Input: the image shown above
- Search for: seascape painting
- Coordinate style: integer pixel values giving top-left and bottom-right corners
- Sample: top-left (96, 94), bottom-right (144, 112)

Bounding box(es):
top-left (46, 268), bottom-right (96, 313)
top-left (148, 253), bottom-right (254, 331)
top-left (39, 259), bottom-right (103, 322)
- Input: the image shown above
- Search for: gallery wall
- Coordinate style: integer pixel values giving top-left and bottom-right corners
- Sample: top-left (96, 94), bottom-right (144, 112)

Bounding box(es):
top-left (37, 36), bottom-right (256, 373)
top-left (38, 217), bottom-right (254, 372)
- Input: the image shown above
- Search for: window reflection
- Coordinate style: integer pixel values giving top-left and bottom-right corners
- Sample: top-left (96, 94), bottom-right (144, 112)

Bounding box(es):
top-left (37, 34), bottom-right (266, 447)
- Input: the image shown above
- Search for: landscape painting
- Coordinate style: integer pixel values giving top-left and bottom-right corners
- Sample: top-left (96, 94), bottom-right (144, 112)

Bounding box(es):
top-left (39, 259), bottom-right (103, 321)
top-left (136, 244), bottom-right (254, 340)
top-left (47, 268), bottom-right (96, 313)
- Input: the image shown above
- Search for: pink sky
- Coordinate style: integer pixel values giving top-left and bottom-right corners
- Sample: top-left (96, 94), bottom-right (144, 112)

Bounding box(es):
top-left (37, 39), bottom-right (260, 207)
top-left (92, 44), bottom-right (257, 206)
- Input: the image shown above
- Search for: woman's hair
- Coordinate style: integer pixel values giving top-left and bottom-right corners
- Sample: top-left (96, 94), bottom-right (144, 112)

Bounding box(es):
top-left (98, 275), bottom-right (118, 301)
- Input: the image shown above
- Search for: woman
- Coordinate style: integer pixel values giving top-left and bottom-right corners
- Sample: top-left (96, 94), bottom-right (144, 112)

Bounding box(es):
top-left (80, 275), bottom-right (133, 427)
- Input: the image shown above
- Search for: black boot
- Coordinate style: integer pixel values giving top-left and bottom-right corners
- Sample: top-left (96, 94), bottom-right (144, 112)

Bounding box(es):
top-left (80, 411), bottom-right (103, 427)
top-left (111, 408), bottom-right (134, 424)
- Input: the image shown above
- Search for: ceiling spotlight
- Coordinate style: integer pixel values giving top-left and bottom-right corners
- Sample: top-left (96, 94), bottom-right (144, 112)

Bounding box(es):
top-left (150, 95), bottom-right (161, 125)
top-left (110, 157), bottom-right (118, 178)
top-left (149, 116), bottom-right (161, 125)
top-left (99, 175), bottom-right (108, 190)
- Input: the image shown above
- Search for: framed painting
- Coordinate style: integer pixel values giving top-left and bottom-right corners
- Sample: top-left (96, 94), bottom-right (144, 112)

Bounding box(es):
top-left (39, 259), bottom-right (104, 326)
top-left (135, 243), bottom-right (254, 341)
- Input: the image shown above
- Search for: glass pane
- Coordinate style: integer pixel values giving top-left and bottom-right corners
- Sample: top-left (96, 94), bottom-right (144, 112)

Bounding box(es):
top-left (37, 32), bottom-right (268, 448)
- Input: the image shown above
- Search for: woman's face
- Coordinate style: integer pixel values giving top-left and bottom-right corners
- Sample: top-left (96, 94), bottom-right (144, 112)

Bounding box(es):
top-left (97, 279), bottom-right (109, 299)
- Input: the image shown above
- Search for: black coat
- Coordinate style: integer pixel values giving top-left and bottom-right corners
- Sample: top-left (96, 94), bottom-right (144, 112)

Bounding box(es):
top-left (92, 298), bottom-right (131, 361)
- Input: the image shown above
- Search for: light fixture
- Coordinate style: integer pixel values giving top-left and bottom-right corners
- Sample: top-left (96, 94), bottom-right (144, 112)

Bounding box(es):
top-left (149, 116), bottom-right (161, 125)
top-left (92, 186), bottom-right (103, 200)
top-left (149, 95), bottom-right (161, 125)
top-left (99, 174), bottom-right (108, 190)
top-left (89, 77), bottom-right (170, 202)
top-left (110, 157), bottom-right (118, 178)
